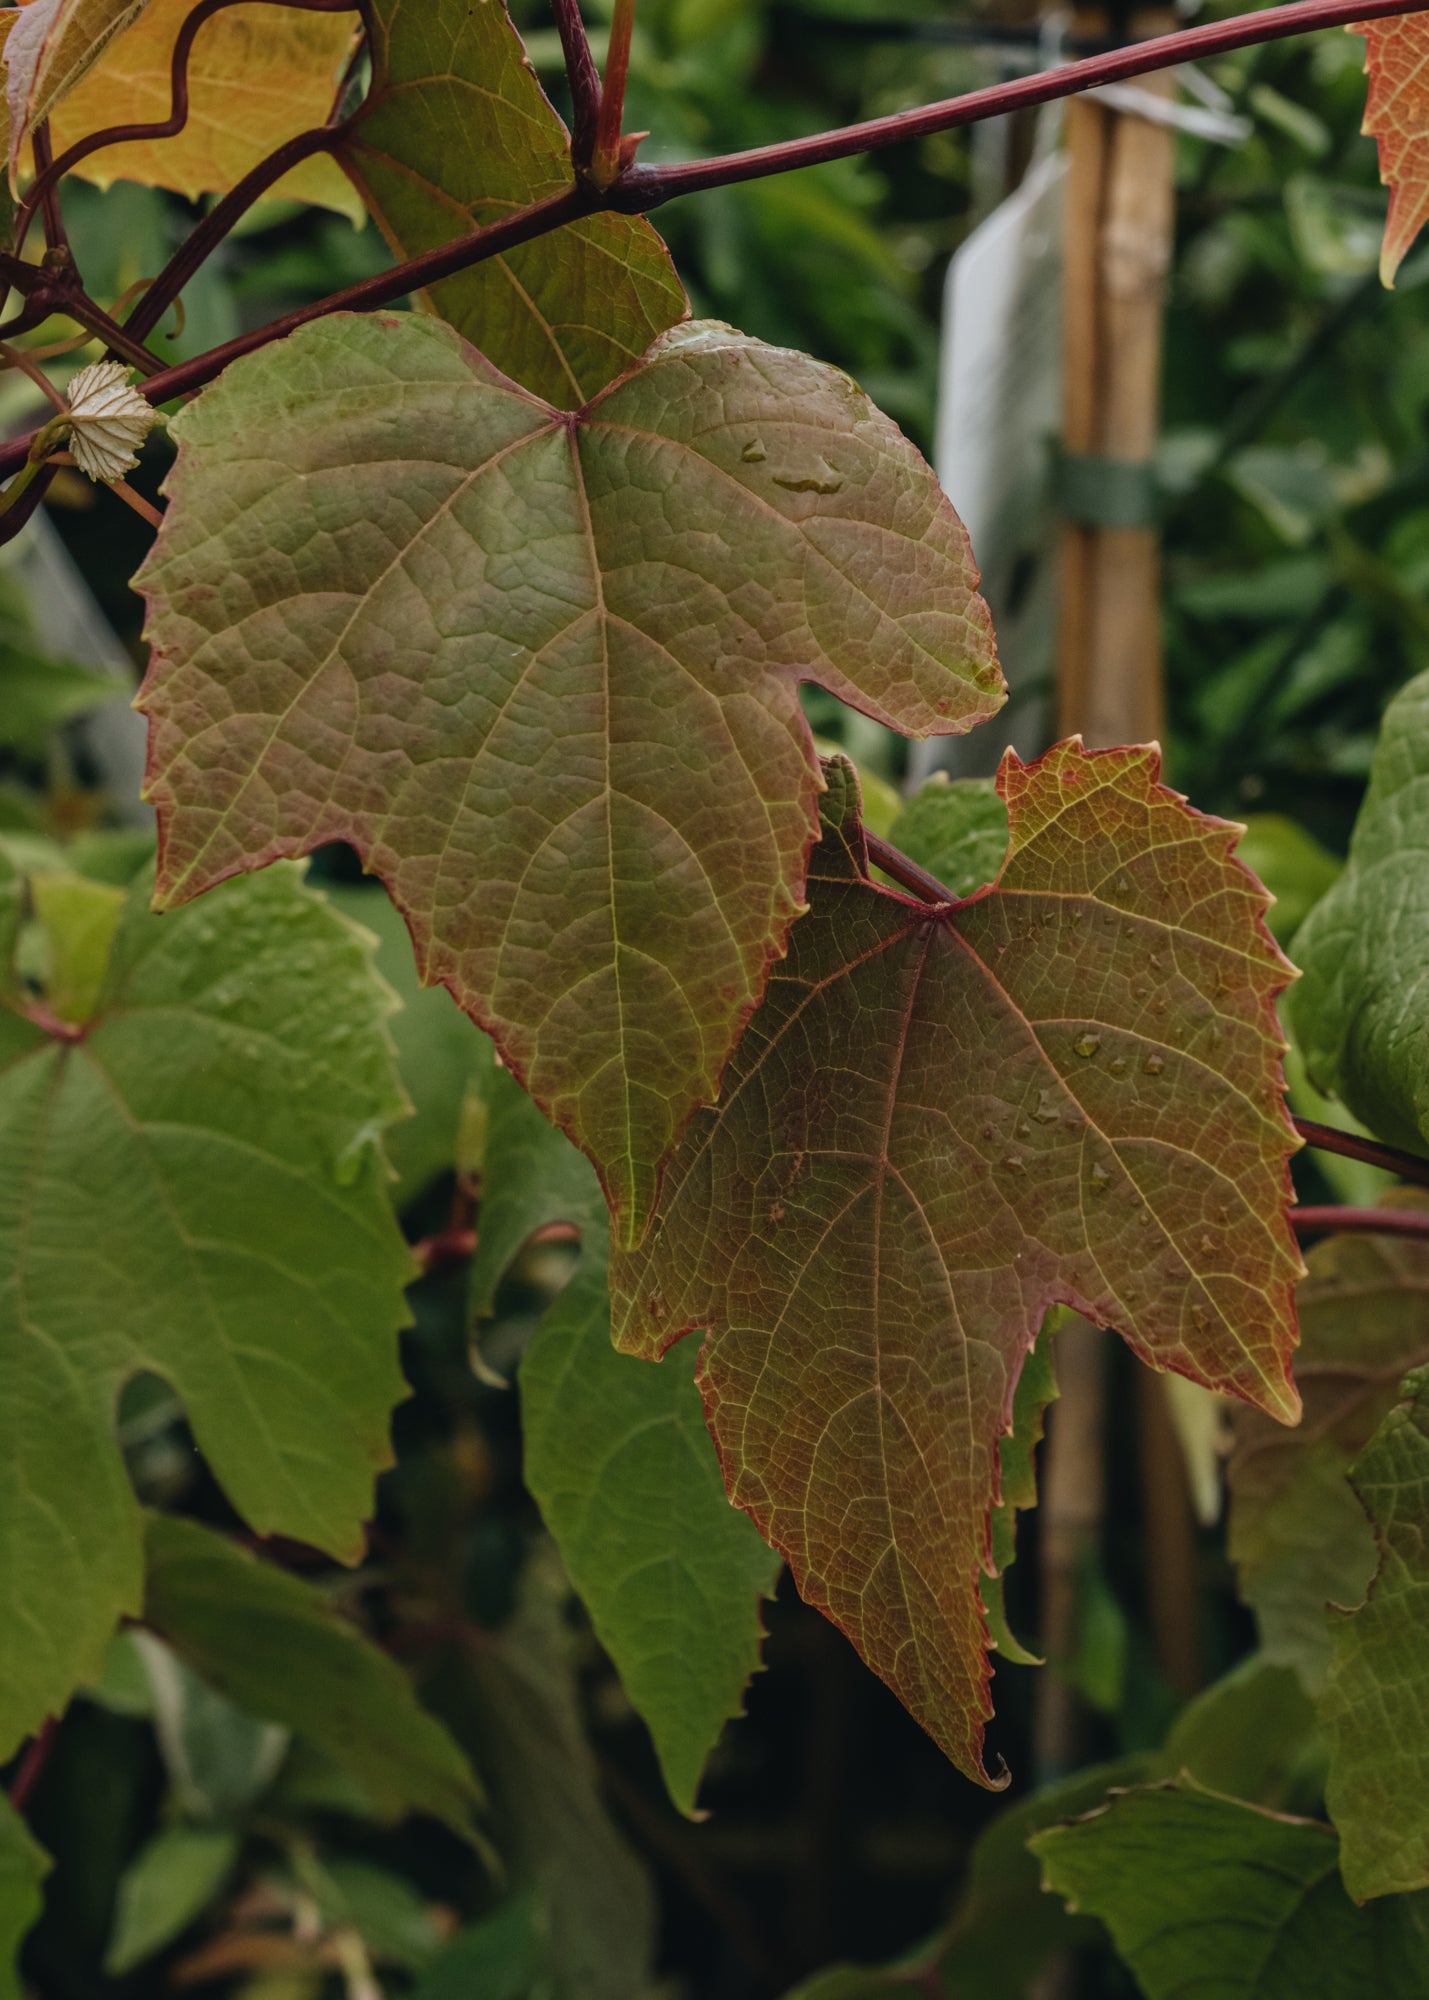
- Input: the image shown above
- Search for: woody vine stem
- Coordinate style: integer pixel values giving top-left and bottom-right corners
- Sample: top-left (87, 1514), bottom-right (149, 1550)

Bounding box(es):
top-left (2, 0), bottom-right (1427, 1222)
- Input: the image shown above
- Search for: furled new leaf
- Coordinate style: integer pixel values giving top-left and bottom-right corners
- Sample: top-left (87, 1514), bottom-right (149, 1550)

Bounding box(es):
top-left (0, 858), bottom-right (412, 1754)
top-left (336, 0), bottom-right (686, 405)
top-left (1031, 1781), bottom-right (1429, 1997)
top-left (1321, 1361), bottom-right (1429, 1898)
top-left (472, 1065), bottom-right (780, 1815)
top-left (1354, 16), bottom-right (1429, 286)
top-left (137, 311), bottom-right (1002, 1244)
top-left (0, 1799), bottom-right (49, 2000)
top-left (1292, 663), bottom-right (1429, 1156)
top-left (612, 747), bottom-right (1301, 1783)
top-left (47, 0), bottom-right (361, 217)
top-left (1228, 1197), bottom-right (1429, 1688)
top-left (142, 1514), bottom-right (485, 1846)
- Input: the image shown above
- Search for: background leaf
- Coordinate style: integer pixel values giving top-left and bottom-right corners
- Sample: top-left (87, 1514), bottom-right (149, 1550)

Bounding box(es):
top-left (0, 1798), bottom-right (49, 2000)
top-left (1292, 663), bottom-right (1429, 1157)
top-left (141, 1514), bottom-right (485, 1846)
top-left (1321, 1360), bottom-right (1429, 1898)
top-left (885, 773), bottom-right (1010, 897)
top-left (1031, 1780), bottom-right (1429, 1997)
top-left (0, 858), bottom-right (411, 1753)
top-left (1228, 1197), bottom-right (1429, 1688)
top-left (613, 747), bottom-right (1301, 1783)
top-left (103, 1823), bottom-right (239, 1975)
top-left (337, 0), bottom-right (686, 406)
top-left (137, 311), bottom-right (1001, 1243)
top-left (473, 1064), bottom-right (780, 1815)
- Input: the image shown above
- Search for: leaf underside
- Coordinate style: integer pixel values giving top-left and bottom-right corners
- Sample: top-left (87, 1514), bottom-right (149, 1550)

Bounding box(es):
top-left (0, 861), bottom-right (411, 1754)
top-left (612, 745), bottom-right (1302, 1784)
top-left (4, 0), bottom-right (149, 175)
top-left (1321, 1361), bottom-right (1429, 1900)
top-left (1354, 16), bottom-right (1429, 286)
top-left (136, 312), bottom-right (1002, 1244)
top-left (1228, 1195), bottom-right (1429, 1689)
top-left (337, 0), bottom-right (686, 406)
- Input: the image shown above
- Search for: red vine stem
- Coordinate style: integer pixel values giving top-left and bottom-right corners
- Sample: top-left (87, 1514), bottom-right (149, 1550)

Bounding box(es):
top-left (14, 0), bottom-right (358, 249)
top-left (1293, 1205), bottom-right (1429, 1240)
top-left (592, 0), bottom-right (635, 189)
top-left (1, 0), bottom-right (1427, 483)
top-left (1293, 1115), bottom-right (1429, 1188)
top-left (7, 1718), bottom-right (57, 1811)
top-left (551, 0), bottom-right (602, 172)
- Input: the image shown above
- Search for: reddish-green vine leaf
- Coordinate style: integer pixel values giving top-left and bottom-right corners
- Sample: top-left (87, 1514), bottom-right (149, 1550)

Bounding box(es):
top-left (1321, 1361), bottom-right (1429, 1899)
top-left (1228, 1196), bottom-right (1429, 1689)
top-left (336, 0), bottom-right (686, 406)
top-left (0, 858), bottom-right (412, 1755)
top-left (4, 0), bottom-right (149, 175)
top-left (611, 747), bottom-right (1302, 1784)
top-left (1354, 16), bottom-right (1429, 287)
top-left (136, 311), bottom-right (1002, 1244)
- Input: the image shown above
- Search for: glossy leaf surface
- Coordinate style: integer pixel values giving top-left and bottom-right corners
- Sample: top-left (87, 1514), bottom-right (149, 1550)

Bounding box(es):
top-left (0, 858), bottom-right (411, 1753)
top-left (1229, 1198), bottom-right (1429, 1688)
top-left (142, 1515), bottom-right (485, 1846)
top-left (1293, 663), bottom-right (1429, 1157)
top-left (1321, 1361), bottom-right (1429, 1898)
top-left (1032, 1781), bottom-right (1429, 1997)
top-left (137, 312), bottom-right (1001, 1242)
top-left (472, 1065), bottom-right (780, 1815)
top-left (49, 0), bottom-right (361, 216)
top-left (613, 747), bottom-right (1301, 1783)
top-left (337, 0), bottom-right (685, 405)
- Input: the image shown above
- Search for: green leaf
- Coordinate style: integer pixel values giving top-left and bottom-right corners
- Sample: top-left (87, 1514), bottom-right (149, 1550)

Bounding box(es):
top-left (1228, 1198), bottom-right (1429, 1689)
top-left (28, 873), bottom-right (125, 1023)
top-left (137, 312), bottom-right (1002, 1244)
top-left (131, 1632), bottom-right (287, 1821)
top-left (885, 773), bottom-right (1010, 897)
top-left (1159, 1655), bottom-right (1321, 1812)
top-left (980, 1312), bottom-right (1059, 1666)
top-left (0, 1798), bottom-right (50, 2000)
top-left (1234, 814), bottom-right (1341, 947)
top-left (0, 860), bottom-right (412, 1754)
top-left (1030, 1781), bottom-right (1429, 1998)
top-left (104, 1823), bottom-right (240, 1975)
top-left (612, 747), bottom-right (1302, 1784)
top-left (409, 1894), bottom-right (541, 2000)
top-left (337, 0), bottom-right (686, 407)
top-left (475, 1065), bottom-right (780, 1814)
top-left (453, 1547), bottom-right (658, 2000)
top-left (1292, 665), bottom-right (1429, 1157)
top-left (1321, 1361), bottom-right (1429, 1898)
top-left (141, 1514), bottom-right (485, 1846)
top-left (0, 649), bottom-right (121, 755)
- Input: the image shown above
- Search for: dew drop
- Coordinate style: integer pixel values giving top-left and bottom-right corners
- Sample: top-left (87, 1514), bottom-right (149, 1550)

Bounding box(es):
top-left (1110, 1057), bottom-right (1128, 1077)
top-left (1018, 1118), bottom-right (1031, 1137)
top-left (769, 1201), bottom-right (786, 1224)
top-left (1034, 1089), bottom-right (1061, 1124)
top-left (1004, 1154), bottom-right (1026, 1173)
top-left (1074, 1033), bottom-right (1101, 1059)
top-left (741, 437), bottom-right (767, 462)
top-left (1144, 1053), bottom-right (1165, 1076)
top-left (982, 1123), bottom-right (995, 1141)
top-left (645, 1290), bottom-right (667, 1323)
top-left (1090, 1163), bottom-right (1111, 1194)
top-left (1199, 1234), bottom-right (1214, 1256)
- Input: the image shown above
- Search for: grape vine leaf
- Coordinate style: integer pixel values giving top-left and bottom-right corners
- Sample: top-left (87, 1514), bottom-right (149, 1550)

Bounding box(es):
top-left (1293, 664), bottom-right (1429, 1156)
top-left (1031, 1780), bottom-right (1429, 1997)
top-left (142, 1514), bottom-right (485, 1846)
top-left (1320, 1361), bottom-right (1429, 1899)
top-left (48, 0), bottom-right (362, 218)
top-left (1228, 1196), bottom-right (1429, 1689)
top-left (136, 310), bottom-right (1002, 1245)
top-left (0, 857), bottom-right (412, 1755)
top-left (0, 649), bottom-right (118, 755)
top-left (0, 1799), bottom-right (48, 2000)
top-left (3, 0), bottom-right (149, 174)
top-left (886, 772), bottom-right (1010, 897)
top-left (611, 746), bottom-right (1302, 1784)
top-left (336, 0), bottom-right (686, 406)
top-left (471, 1064), bottom-right (780, 1815)
top-left (104, 1823), bottom-right (240, 1976)
top-left (1354, 16), bottom-right (1429, 287)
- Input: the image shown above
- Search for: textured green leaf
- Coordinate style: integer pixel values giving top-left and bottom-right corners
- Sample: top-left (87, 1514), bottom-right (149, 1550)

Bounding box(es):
top-left (336, 0), bottom-right (685, 406)
top-left (612, 747), bottom-right (1302, 1783)
top-left (885, 772), bottom-right (1009, 897)
top-left (137, 311), bottom-right (1002, 1243)
top-left (1031, 1781), bottom-right (1429, 1998)
top-left (981, 1312), bottom-right (1059, 1666)
top-left (1234, 814), bottom-right (1341, 947)
top-left (1228, 1198), bottom-right (1429, 1689)
top-left (474, 1065), bottom-right (780, 1814)
top-left (104, 1824), bottom-right (240, 1975)
top-left (1321, 1361), bottom-right (1429, 1898)
top-left (142, 1514), bottom-right (485, 1846)
top-left (28, 872), bottom-right (123, 1023)
top-left (1292, 665), bottom-right (1429, 1156)
top-left (0, 1798), bottom-right (49, 2000)
top-left (0, 859), bottom-right (412, 1754)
